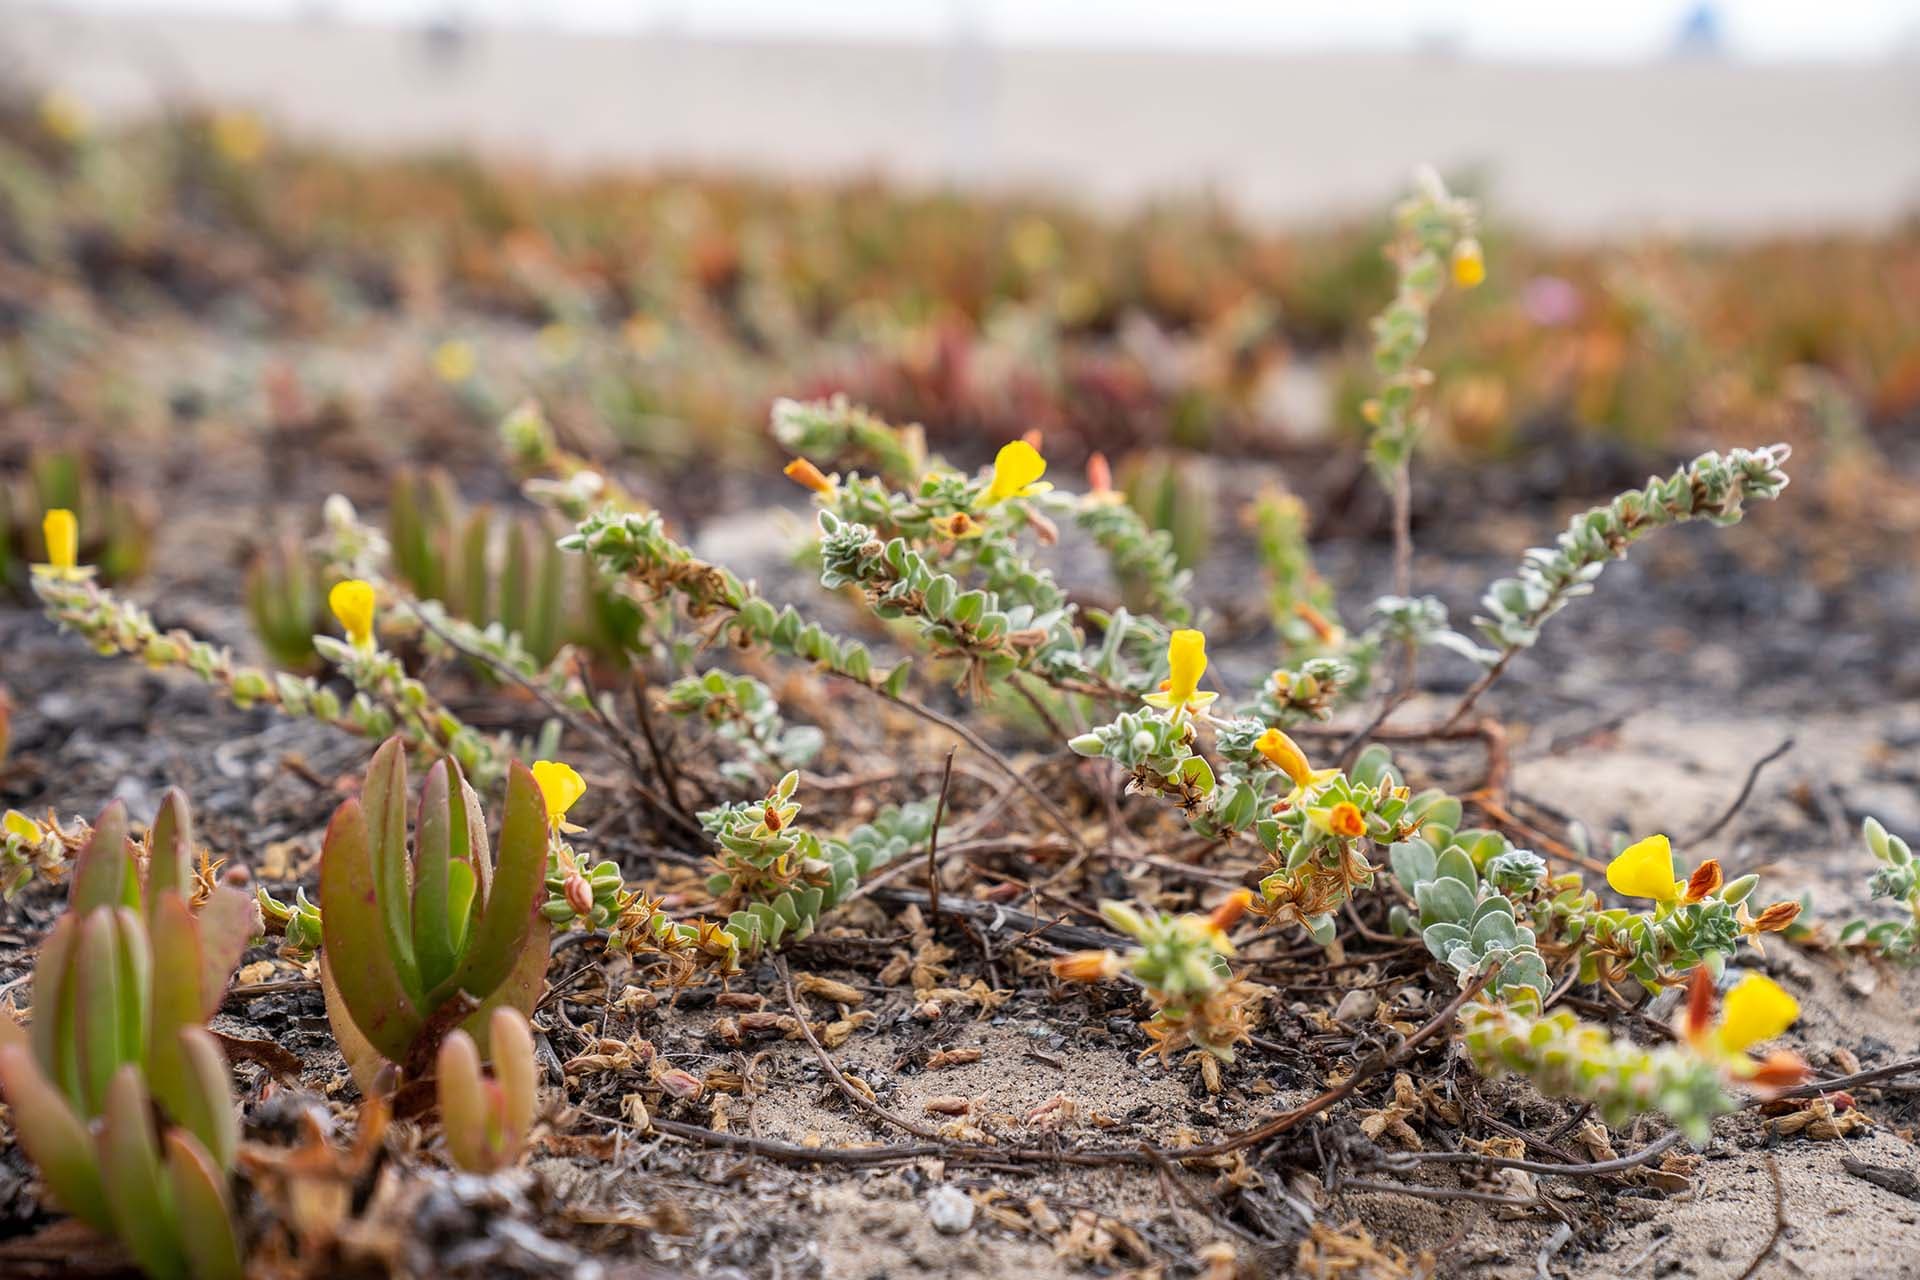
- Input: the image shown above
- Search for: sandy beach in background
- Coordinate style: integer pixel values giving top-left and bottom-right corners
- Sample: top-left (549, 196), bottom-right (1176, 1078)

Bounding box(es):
top-left (3, 5), bottom-right (1918, 234)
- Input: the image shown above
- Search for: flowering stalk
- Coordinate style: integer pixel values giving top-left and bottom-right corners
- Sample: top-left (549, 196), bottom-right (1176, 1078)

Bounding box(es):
top-left (1052, 894), bottom-right (1257, 1089)
top-left (1390, 829), bottom-right (1800, 999)
top-left (563, 509), bottom-right (897, 692)
top-left (1463, 969), bottom-right (1807, 1143)
top-left (662, 669), bottom-right (824, 783)
top-left (1838, 817), bottom-right (1920, 961)
top-left (1076, 458), bottom-right (1194, 625)
top-left (771, 394), bottom-right (927, 490)
top-left (1453, 444), bottom-right (1792, 724)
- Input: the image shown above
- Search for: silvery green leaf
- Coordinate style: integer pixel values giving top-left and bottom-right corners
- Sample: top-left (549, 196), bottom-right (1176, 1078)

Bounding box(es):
top-left (1434, 847), bottom-right (1478, 891)
top-left (1389, 839), bottom-right (1437, 892)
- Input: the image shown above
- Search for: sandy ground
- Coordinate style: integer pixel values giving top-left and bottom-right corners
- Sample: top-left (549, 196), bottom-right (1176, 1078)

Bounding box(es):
top-left (4, 5), bottom-right (1919, 235)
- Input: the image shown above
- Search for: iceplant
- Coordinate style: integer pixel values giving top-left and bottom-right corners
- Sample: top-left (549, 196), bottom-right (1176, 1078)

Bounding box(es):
top-left (318, 736), bottom-right (550, 1092)
top-left (0, 791), bottom-right (254, 1279)
top-left (436, 1007), bottom-right (539, 1174)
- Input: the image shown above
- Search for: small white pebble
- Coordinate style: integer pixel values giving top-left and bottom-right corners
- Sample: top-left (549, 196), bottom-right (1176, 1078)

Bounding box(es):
top-left (1332, 988), bottom-right (1378, 1026)
top-left (926, 1185), bottom-right (975, 1235)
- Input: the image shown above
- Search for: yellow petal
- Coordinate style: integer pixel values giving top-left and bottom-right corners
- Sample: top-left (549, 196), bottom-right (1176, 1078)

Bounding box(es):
top-left (42, 509), bottom-right (78, 571)
top-left (3, 810), bottom-right (40, 842)
top-left (327, 580), bottom-right (376, 650)
top-left (1254, 728), bottom-right (1313, 789)
top-left (531, 760), bottom-right (587, 824)
top-left (1164, 629), bottom-right (1207, 706)
top-left (1606, 834), bottom-right (1679, 903)
top-left (1715, 974), bottom-right (1799, 1055)
top-left (983, 440), bottom-right (1047, 504)
top-left (1451, 239), bottom-right (1486, 289)
top-left (433, 339), bottom-right (476, 383)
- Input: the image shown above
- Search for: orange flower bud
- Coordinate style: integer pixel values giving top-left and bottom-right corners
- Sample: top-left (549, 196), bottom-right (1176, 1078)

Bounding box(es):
top-left (564, 873), bottom-right (595, 918)
top-left (1050, 950), bottom-right (1122, 983)
top-left (783, 458), bottom-right (835, 494)
top-left (1682, 966), bottom-right (1714, 1046)
top-left (1683, 858), bottom-right (1724, 903)
top-left (1208, 889), bottom-right (1253, 933)
top-left (1293, 602), bottom-right (1343, 646)
top-left (1327, 802), bottom-right (1367, 839)
top-left (1744, 1050), bottom-right (1813, 1093)
top-left (1747, 901), bottom-right (1801, 934)
top-left (1086, 452), bottom-right (1113, 494)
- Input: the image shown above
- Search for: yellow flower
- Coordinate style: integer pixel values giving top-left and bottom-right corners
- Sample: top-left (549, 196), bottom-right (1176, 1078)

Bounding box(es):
top-left (1606, 834), bottom-right (1682, 904)
top-left (980, 440), bottom-right (1052, 505)
top-left (39, 90), bottom-right (89, 143)
top-left (37, 508), bottom-right (84, 579)
top-left (328, 580), bottom-right (377, 650)
top-left (1452, 238), bottom-right (1486, 289)
top-left (531, 760), bottom-right (587, 833)
top-left (433, 339), bottom-right (477, 383)
top-left (1714, 974), bottom-right (1798, 1057)
top-left (211, 110), bottom-right (268, 165)
top-left (1143, 629), bottom-right (1217, 714)
top-left (1254, 728), bottom-right (1337, 795)
top-left (3, 810), bottom-right (40, 842)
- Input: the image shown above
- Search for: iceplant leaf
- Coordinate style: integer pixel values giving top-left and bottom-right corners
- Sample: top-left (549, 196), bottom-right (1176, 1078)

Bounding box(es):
top-left (318, 796), bottom-right (425, 1064)
top-left (148, 892), bottom-right (206, 1114)
top-left (68, 800), bottom-right (133, 915)
top-left (162, 1027), bottom-right (239, 1173)
top-left (412, 759), bottom-right (458, 992)
top-left (362, 737), bottom-right (422, 1001)
top-left (98, 1066), bottom-right (188, 1280)
top-left (436, 1026), bottom-right (490, 1173)
top-left (164, 1129), bottom-right (245, 1280)
top-left (460, 912), bottom-right (550, 1058)
top-left (74, 910), bottom-right (128, 1115)
top-left (145, 788), bottom-right (195, 913)
top-left (193, 885), bottom-right (257, 1018)
top-left (451, 760), bottom-right (546, 1002)
top-left (0, 1045), bottom-right (110, 1231)
top-left (29, 914), bottom-right (83, 1103)
top-left (491, 1007), bottom-right (538, 1156)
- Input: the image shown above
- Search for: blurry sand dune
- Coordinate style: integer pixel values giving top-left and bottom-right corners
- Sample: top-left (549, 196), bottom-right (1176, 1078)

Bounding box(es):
top-left (4, 5), bottom-right (1918, 234)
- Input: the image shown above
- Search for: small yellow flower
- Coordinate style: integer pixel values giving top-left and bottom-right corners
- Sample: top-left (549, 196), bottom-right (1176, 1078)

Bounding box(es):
top-left (1714, 974), bottom-right (1799, 1057)
top-left (1452, 238), bottom-right (1486, 289)
top-left (327, 580), bottom-right (377, 650)
top-left (36, 508), bottom-right (85, 579)
top-left (433, 339), bottom-right (477, 383)
top-left (211, 110), bottom-right (268, 165)
top-left (980, 440), bottom-right (1052, 506)
top-left (3, 810), bottom-right (40, 842)
top-left (1143, 629), bottom-right (1217, 714)
top-left (1606, 834), bottom-right (1682, 904)
top-left (531, 760), bottom-right (587, 834)
top-left (1255, 729), bottom-right (1314, 787)
top-left (39, 90), bottom-right (89, 143)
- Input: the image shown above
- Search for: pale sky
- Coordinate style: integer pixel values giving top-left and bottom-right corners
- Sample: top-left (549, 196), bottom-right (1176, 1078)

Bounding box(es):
top-left (30, 0), bottom-right (1920, 61)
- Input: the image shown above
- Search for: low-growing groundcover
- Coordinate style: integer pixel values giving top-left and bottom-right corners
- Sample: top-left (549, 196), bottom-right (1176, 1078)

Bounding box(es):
top-left (2, 165), bottom-right (1919, 1280)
